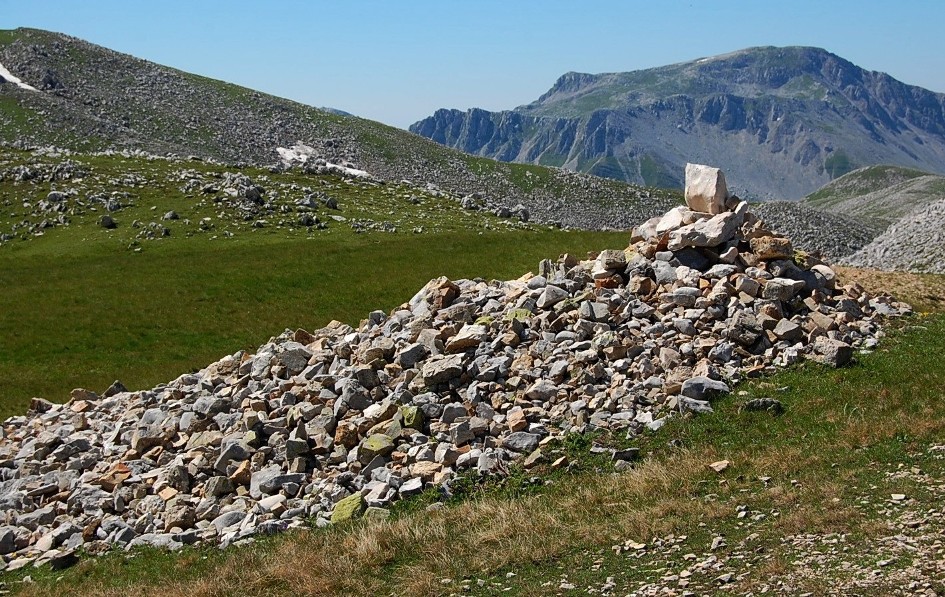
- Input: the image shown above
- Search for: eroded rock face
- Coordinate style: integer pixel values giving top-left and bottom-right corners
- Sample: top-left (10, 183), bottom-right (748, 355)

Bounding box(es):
top-left (0, 165), bottom-right (911, 569)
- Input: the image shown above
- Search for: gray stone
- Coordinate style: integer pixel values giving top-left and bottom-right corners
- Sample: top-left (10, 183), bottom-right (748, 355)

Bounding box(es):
top-left (339, 379), bottom-right (372, 411)
top-left (681, 377), bottom-right (730, 401)
top-left (204, 476), bottom-right (234, 498)
top-left (450, 420), bottom-right (476, 446)
top-left (762, 277), bottom-right (805, 301)
top-left (773, 319), bottom-right (803, 341)
top-left (397, 343), bottom-right (428, 369)
top-left (212, 510), bottom-right (246, 533)
top-left (812, 337), bottom-right (853, 367)
top-left (667, 211), bottom-right (741, 251)
top-left (502, 432), bottom-right (541, 453)
top-left (0, 526), bottom-right (18, 554)
top-left (579, 301), bottom-right (610, 322)
top-left (399, 477), bottom-right (423, 497)
top-left (440, 402), bottom-right (467, 424)
top-left (536, 285), bottom-right (569, 309)
top-left (214, 441), bottom-right (251, 473)
top-left (597, 249), bottom-right (627, 270)
top-left (679, 397), bottom-right (714, 414)
top-left (740, 398), bottom-right (785, 415)
top-left (285, 437), bottom-right (310, 460)
top-left (524, 379), bottom-right (557, 401)
top-left (127, 533), bottom-right (183, 551)
top-left (421, 354), bottom-right (464, 384)
top-left (164, 503), bottom-right (196, 531)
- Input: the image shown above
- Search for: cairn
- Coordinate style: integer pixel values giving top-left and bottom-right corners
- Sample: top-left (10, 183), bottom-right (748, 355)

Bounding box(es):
top-left (0, 164), bottom-right (909, 571)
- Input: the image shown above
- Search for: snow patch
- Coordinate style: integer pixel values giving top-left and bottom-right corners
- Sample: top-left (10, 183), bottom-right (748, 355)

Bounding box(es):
top-left (277, 142), bottom-right (370, 179)
top-left (276, 145), bottom-right (309, 163)
top-left (0, 61), bottom-right (38, 92)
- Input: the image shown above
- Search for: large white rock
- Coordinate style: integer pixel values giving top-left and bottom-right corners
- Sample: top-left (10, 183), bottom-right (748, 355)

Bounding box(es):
top-left (667, 211), bottom-right (741, 250)
top-left (685, 163), bottom-right (728, 215)
top-left (656, 206), bottom-right (700, 235)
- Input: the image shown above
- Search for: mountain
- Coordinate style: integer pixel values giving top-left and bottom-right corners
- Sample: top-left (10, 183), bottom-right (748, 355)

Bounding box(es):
top-left (805, 165), bottom-right (945, 228)
top-left (410, 47), bottom-right (945, 200)
top-left (0, 28), bottom-right (678, 229)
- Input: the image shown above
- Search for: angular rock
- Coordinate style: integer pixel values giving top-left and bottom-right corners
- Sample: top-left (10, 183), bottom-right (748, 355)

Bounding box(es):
top-left (750, 236), bottom-right (793, 260)
top-left (667, 211), bottom-right (740, 251)
top-left (812, 337), bottom-right (853, 367)
top-left (684, 163), bottom-right (727, 214)
top-left (773, 319), bottom-right (803, 342)
top-left (445, 324), bottom-right (488, 353)
top-left (331, 493), bottom-right (365, 523)
top-left (360, 434), bottom-right (395, 460)
top-left (536, 285), bottom-right (569, 309)
top-left (503, 432), bottom-right (541, 453)
top-left (681, 377), bottom-right (730, 401)
top-left (420, 354), bottom-right (464, 385)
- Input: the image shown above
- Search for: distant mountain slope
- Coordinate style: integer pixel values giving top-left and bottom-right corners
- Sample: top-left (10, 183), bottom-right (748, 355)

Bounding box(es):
top-left (841, 197), bottom-right (945, 273)
top-left (411, 47), bottom-right (945, 200)
top-left (0, 28), bottom-right (686, 229)
top-left (805, 165), bottom-right (945, 228)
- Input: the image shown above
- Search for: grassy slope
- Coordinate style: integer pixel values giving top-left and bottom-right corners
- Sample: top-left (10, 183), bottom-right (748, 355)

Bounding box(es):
top-left (0, 28), bottom-right (665, 211)
top-left (6, 274), bottom-right (944, 596)
top-left (805, 165), bottom-right (945, 227)
top-left (806, 165), bottom-right (930, 205)
top-left (0, 147), bottom-right (632, 418)
top-left (0, 227), bottom-right (626, 419)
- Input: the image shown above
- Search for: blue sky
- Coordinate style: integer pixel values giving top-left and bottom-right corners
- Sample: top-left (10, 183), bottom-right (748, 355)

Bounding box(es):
top-left (2, 0), bottom-right (943, 128)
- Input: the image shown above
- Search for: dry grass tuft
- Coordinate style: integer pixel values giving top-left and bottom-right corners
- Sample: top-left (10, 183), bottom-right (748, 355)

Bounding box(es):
top-left (835, 266), bottom-right (945, 312)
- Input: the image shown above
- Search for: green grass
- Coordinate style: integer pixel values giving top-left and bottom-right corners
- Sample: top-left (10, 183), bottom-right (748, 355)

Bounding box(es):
top-left (0, 227), bottom-right (625, 418)
top-left (639, 153), bottom-right (678, 188)
top-left (823, 149), bottom-right (855, 179)
top-left (0, 146), bottom-right (634, 418)
top-left (0, 97), bottom-right (36, 129)
top-left (536, 152), bottom-right (566, 168)
top-left (469, 315), bottom-right (945, 595)
top-left (807, 164), bottom-right (931, 205)
top-left (0, 29), bottom-right (17, 47)
top-left (3, 148), bottom-right (943, 596)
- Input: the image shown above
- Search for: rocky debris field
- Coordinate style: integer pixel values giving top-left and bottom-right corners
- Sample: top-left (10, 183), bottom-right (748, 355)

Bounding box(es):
top-left (0, 164), bottom-right (910, 572)
top-left (0, 146), bottom-right (542, 248)
top-left (841, 197), bottom-right (945, 274)
top-left (749, 200), bottom-right (882, 261)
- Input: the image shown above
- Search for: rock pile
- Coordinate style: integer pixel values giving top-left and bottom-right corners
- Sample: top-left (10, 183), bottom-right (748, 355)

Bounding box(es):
top-left (0, 164), bottom-right (909, 570)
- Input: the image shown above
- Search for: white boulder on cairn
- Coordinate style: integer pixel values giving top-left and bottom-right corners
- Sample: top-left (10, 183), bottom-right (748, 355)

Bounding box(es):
top-left (684, 163), bottom-right (728, 214)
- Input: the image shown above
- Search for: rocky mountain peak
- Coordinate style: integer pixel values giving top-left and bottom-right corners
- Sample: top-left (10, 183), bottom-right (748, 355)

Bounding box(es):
top-left (533, 71), bottom-right (600, 103)
top-left (411, 46), bottom-right (945, 199)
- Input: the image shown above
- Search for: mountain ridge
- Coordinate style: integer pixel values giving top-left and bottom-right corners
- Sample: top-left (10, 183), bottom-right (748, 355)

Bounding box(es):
top-left (411, 46), bottom-right (945, 199)
top-left (806, 164), bottom-right (945, 227)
